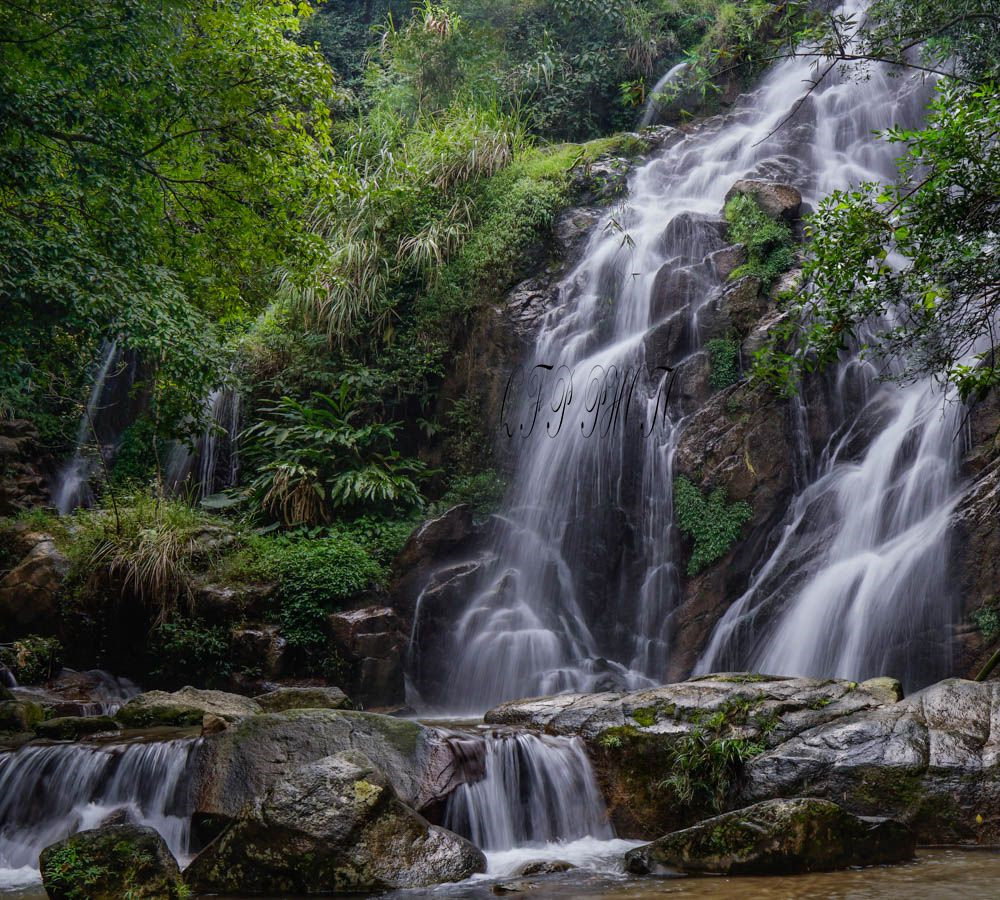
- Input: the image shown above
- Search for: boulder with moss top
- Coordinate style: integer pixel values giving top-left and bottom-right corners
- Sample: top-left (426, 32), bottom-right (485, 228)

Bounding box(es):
top-left (36, 715), bottom-right (120, 740)
top-left (116, 687), bottom-right (261, 728)
top-left (185, 750), bottom-right (485, 894)
top-left (40, 824), bottom-right (185, 899)
top-left (624, 798), bottom-right (914, 875)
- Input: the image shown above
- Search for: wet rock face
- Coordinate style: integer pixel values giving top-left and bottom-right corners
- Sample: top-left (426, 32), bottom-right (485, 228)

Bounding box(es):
top-left (40, 824), bottom-right (185, 900)
top-left (328, 606), bottom-right (406, 709)
top-left (230, 624), bottom-right (287, 680)
top-left (724, 179), bottom-right (802, 222)
top-left (624, 798), bottom-right (914, 875)
top-left (184, 751), bottom-right (485, 895)
top-left (488, 676), bottom-right (1000, 846)
top-left (0, 534), bottom-right (68, 641)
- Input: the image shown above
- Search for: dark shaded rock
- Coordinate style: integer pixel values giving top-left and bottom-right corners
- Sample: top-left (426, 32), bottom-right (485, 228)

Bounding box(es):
top-left (255, 685), bottom-right (351, 712)
top-left (624, 798), bottom-right (914, 875)
top-left (230, 624), bottom-right (287, 679)
top-left (190, 579), bottom-right (276, 624)
top-left (0, 699), bottom-right (44, 733)
top-left (0, 537), bottom-right (68, 641)
top-left (724, 180), bottom-right (802, 222)
top-left (0, 420), bottom-right (50, 516)
top-left (720, 275), bottom-right (766, 335)
top-left (514, 859), bottom-right (576, 876)
top-left (328, 606), bottom-right (405, 708)
top-left (116, 687), bottom-right (261, 728)
top-left (35, 715), bottom-right (120, 740)
top-left (40, 824), bottom-right (185, 899)
top-left (190, 708), bottom-right (471, 824)
top-left (184, 751), bottom-right (485, 894)
top-left (709, 244), bottom-right (748, 280)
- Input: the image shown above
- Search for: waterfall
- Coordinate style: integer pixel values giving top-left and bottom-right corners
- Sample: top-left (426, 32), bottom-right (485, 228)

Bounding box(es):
top-left (52, 341), bottom-right (120, 515)
top-left (411, 0), bottom-right (942, 712)
top-left (639, 61), bottom-right (690, 127)
top-left (164, 387), bottom-right (242, 499)
top-left (444, 732), bottom-right (612, 851)
top-left (0, 738), bottom-right (198, 888)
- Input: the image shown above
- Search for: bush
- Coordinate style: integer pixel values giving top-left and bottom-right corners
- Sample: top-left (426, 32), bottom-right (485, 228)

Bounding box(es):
top-left (974, 604), bottom-right (1000, 644)
top-left (724, 194), bottom-right (795, 286)
top-left (673, 476), bottom-right (752, 575)
top-left (439, 470), bottom-right (507, 515)
top-left (1, 636), bottom-right (64, 685)
top-left (706, 337), bottom-right (741, 389)
top-left (150, 618), bottom-right (232, 689)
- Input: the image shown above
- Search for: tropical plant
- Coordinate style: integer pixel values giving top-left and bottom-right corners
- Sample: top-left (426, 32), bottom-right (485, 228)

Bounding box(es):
top-left (242, 383), bottom-right (431, 526)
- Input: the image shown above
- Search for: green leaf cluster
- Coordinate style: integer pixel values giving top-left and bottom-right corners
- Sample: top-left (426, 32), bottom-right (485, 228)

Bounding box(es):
top-left (673, 476), bottom-right (752, 575)
top-left (723, 194), bottom-right (795, 286)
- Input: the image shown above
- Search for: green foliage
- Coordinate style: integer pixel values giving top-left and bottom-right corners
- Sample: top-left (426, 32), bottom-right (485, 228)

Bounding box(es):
top-left (632, 706), bottom-right (658, 727)
top-left (439, 471), bottom-right (508, 515)
top-left (974, 604), bottom-right (1000, 644)
top-left (706, 338), bottom-right (741, 389)
top-left (659, 701), bottom-right (766, 811)
top-left (0, 636), bottom-right (64, 685)
top-left (673, 477), bottom-right (752, 575)
top-left (242, 384), bottom-right (431, 527)
top-left (150, 618), bottom-right (232, 689)
top-left (0, 0), bottom-right (339, 438)
top-left (42, 837), bottom-right (188, 900)
top-left (724, 194), bottom-right (795, 286)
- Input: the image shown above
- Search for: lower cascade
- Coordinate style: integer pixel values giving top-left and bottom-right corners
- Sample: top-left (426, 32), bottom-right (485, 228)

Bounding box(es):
top-left (444, 731), bottom-right (613, 851)
top-left (0, 738), bottom-right (198, 885)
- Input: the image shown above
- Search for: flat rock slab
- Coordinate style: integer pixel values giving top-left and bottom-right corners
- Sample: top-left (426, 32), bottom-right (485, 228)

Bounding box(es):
top-left (624, 798), bottom-right (914, 875)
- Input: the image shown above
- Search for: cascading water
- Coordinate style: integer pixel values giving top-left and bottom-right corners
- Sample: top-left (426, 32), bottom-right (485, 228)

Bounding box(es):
top-left (411, 0), bottom-right (946, 712)
top-left (0, 738), bottom-right (198, 889)
top-left (442, 730), bottom-right (640, 876)
top-left (52, 341), bottom-right (120, 515)
top-left (164, 387), bottom-right (242, 499)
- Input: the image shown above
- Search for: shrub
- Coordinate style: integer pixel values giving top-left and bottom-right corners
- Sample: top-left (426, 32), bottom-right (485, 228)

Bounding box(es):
top-left (724, 193), bottom-right (795, 286)
top-left (974, 604), bottom-right (1000, 644)
top-left (706, 337), bottom-right (741, 389)
top-left (673, 476), bottom-right (752, 575)
top-left (0, 636), bottom-right (63, 685)
top-left (439, 470), bottom-right (507, 515)
top-left (150, 618), bottom-right (232, 689)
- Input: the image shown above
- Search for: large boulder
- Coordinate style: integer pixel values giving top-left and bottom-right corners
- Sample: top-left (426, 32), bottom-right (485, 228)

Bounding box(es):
top-left (116, 687), bottom-right (261, 729)
top-left (35, 715), bottom-right (120, 740)
top-left (184, 751), bottom-right (485, 894)
top-left (624, 798), bottom-right (914, 875)
top-left (255, 685), bottom-right (351, 712)
top-left (739, 678), bottom-right (1000, 844)
top-left (724, 179), bottom-right (802, 221)
top-left (230, 624), bottom-right (288, 679)
top-left (327, 606), bottom-right (406, 708)
top-left (0, 536), bottom-right (68, 641)
top-left (189, 708), bottom-right (470, 827)
top-left (40, 824), bottom-right (185, 899)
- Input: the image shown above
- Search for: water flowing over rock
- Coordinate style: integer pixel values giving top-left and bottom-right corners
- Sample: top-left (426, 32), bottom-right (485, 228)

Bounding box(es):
top-left (0, 737), bottom-right (198, 886)
top-left (40, 824), bottom-right (186, 899)
top-left (624, 798), bottom-right (914, 875)
top-left (443, 731), bottom-right (613, 851)
top-left (184, 750), bottom-right (485, 894)
top-left (408, 0), bottom-right (945, 712)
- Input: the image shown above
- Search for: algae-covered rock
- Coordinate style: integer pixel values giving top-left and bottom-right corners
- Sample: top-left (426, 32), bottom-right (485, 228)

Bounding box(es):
top-left (40, 824), bottom-right (185, 899)
top-left (36, 715), bottom-right (120, 740)
top-left (724, 180), bottom-right (802, 221)
top-left (255, 684), bottom-right (351, 712)
top-left (0, 699), bottom-right (44, 732)
top-left (624, 798), bottom-right (914, 875)
top-left (116, 687), bottom-right (261, 728)
top-left (190, 707), bottom-right (470, 823)
top-left (184, 751), bottom-right (485, 894)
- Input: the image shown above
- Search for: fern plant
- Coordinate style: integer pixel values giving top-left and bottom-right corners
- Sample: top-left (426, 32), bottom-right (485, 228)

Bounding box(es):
top-left (242, 383), bottom-right (430, 527)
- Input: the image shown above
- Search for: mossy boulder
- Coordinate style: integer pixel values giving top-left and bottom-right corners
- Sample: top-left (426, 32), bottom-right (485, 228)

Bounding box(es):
top-left (184, 751), bottom-right (485, 894)
top-left (35, 715), bottom-right (120, 740)
top-left (0, 699), bottom-right (44, 732)
top-left (40, 824), bottom-right (185, 899)
top-left (255, 685), bottom-right (351, 712)
top-left (624, 798), bottom-right (914, 875)
top-left (116, 687), bottom-right (261, 728)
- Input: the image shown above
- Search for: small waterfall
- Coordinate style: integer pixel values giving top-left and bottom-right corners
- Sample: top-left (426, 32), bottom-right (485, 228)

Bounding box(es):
top-left (52, 341), bottom-right (120, 515)
top-left (164, 387), bottom-right (241, 499)
top-left (443, 732), bottom-right (612, 851)
top-left (0, 666), bottom-right (15, 689)
top-left (0, 738), bottom-right (198, 887)
top-left (639, 61), bottom-right (689, 127)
